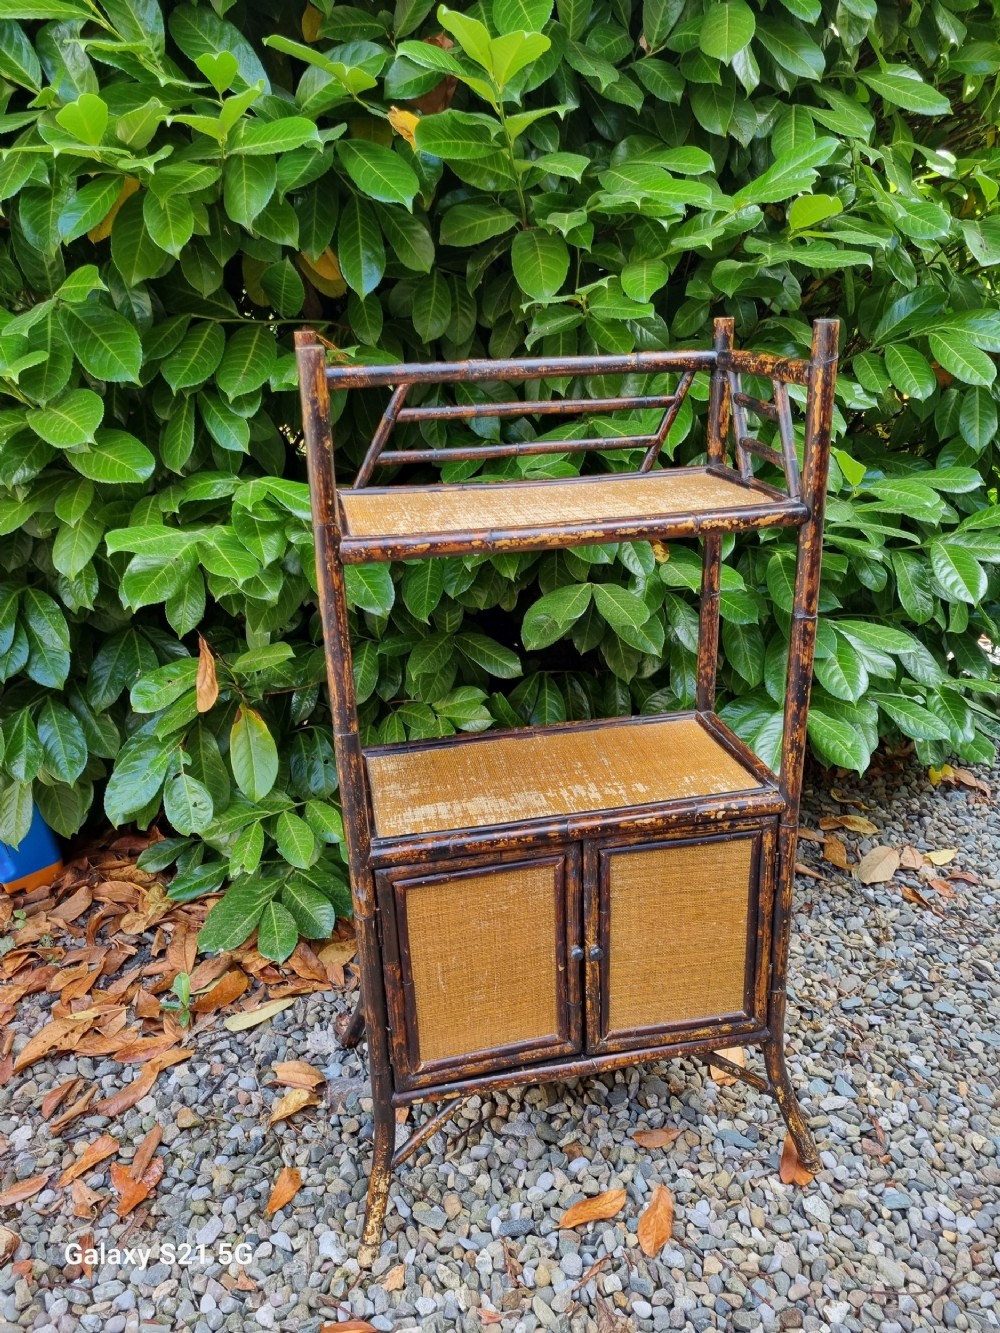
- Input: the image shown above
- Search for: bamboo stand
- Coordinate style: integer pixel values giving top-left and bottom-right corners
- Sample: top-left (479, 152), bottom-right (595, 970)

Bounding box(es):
top-left (296, 319), bottom-right (839, 1260)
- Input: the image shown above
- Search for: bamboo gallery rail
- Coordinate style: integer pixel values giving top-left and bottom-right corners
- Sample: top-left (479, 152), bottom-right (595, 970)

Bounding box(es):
top-left (295, 317), bottom-right (840, 1261)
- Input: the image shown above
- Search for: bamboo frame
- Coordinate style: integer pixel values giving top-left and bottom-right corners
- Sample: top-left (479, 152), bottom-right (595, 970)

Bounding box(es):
top-left (296, 319), bottom-right (839, 1259)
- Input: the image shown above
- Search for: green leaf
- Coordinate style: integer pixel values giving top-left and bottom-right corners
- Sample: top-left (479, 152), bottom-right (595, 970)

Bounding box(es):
top-left (338, 194), bottom-right (385, 296)
top-left (815, 634), bottom-right (868, 702)
top-left (199, 874), bottom-right (279, 954)
top-left (522, 584), bottom-right (592, 649)
top-left (130, 658), bottom-right (198, 712)
top-left (230, 704), bottom-right (279, 802)
top-left (861, 65), bottom-right (950, 115)
top-left (339, 140), bottom-right (419, 208)
top-left (494, 0), bottom-right (552, 33)
top-left (164, 769), bottom-right (214, 835)
top-left (892, 550), bottom-right (934, 624)
top-left (884, 344), bottom-right (937, 401)
top-left (875, 694), bottom-right (952, 742)
top-left (733, 138), bottom-right (836, 207)
top-left (27, 389), bottom-right (104, 447)
top-left (456, 632), bottom-right (522, 677)
top-left (257, 899), bottom-right (299, 962)
top-left (281, 878), bottom-right (335, 937)
top-left (5, 709), bottom-right (42, 782)
top-left (162, 321), bottom-right (226, 392)
top-left (55, 93), bottom-right (108, 145)
top-left (105, 734), bottom-right (173, 824)
top-left (68, 429), bottom-right (155, 485)
top-left (930, 542), bottom-right (987, 604)
top-left (344, 563), bottom-right (395, 614)
top-left (928, 330), bottom-right (996, 387)
top-left (401, 560), bottom-right (444, 621)
top-left (440, 203), bottom-right (517, 246)
top-left (0, 781), bottom-right (33, 849)
top-left (58, 304), bottom-right (142, 383)
top-left (722, 620), bottom-right (765, 686)
top-left (275, 810), bottom-right (319, 869)
top-left (304, 800), bottom-right (345, 844)
top-left (700, 0), bottom-right (754, 61)
top-left (143, 190), bottom-right (195, 258)
top-left (52, 512), bottom-right (103, 577)
top-left (231, 116), bottom-right (321, 155)
top-left (223, 153), bottom-right (276, 230)
top-left (807, 710), bottom-right (867, 772)
top-left (511, 229), bottom-right (570, 300)
top-left (756, 17), bottom-right (825, 78)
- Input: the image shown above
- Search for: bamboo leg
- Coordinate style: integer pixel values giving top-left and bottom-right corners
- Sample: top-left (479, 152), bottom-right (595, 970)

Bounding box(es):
top-left (359, 1083), bottom-right (396, 1265)
top-left (341, 1002), bottom-right (366, 1049)
top-left (764, 1033), bottom-right (820, 1171)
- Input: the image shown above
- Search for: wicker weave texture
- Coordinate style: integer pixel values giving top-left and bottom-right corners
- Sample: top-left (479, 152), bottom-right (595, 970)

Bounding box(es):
top-left (606, 838), bottom-right (752, 1032)
top-left (405, 863), bottom-right (560, 1064)
top-left (367, 717), bottom-right (757, 839)
top-left (341, 468), bottom-right (768, 539)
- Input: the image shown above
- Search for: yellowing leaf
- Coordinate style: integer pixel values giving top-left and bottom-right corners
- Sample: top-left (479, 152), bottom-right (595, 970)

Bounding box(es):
top-left (88, 177), bottom-right (140, 242)
top-left (196, 635), bottom-right (219, 713)
top-left (273, 1059), bottom-right (324, 1089)
top-left (925, 848), bottom-right (958, 866)
top-left (928, 763), bottom-right (954, 787)
top-left (223, 997), bottom-right (296, 1031)
top-left (268, 1086), bottom-right (319, 1126)
top-left (637, 1183), bottom-right (674, 1257)
top-left (298, 249), bottom-right (347, 298)
top-left (823, 834), bottom-right (850, 870)
top-left (632, 1128), bottom-right (681, 1149)
top-left (301, 2), bottom-right (322, 40)
top-left (837, 814), bottom-right (879, 835)
top-left (388, 106), bottom-right (419, 147)
top-left (559, 1188), bottom-right (626, 1229)
top-left (856, 845), bottom-right (900, 885)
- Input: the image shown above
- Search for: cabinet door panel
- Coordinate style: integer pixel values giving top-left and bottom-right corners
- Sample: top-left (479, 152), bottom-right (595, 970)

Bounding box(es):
top-left (380, 849), bottom-right (582, 1089)
top-left (587, 828), bottom-right (771, 1054)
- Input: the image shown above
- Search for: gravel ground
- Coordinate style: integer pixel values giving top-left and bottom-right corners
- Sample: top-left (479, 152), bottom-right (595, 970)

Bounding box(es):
top-left (2, 753), bottom-right (999, 1333)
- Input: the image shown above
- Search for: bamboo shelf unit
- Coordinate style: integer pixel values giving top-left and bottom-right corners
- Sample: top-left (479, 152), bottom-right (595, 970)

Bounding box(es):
top-left (296, 317), bottom-right (839, 1259)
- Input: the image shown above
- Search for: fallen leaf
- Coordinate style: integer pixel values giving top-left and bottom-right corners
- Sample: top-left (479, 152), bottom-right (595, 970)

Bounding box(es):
top-left (947, 869), bottom-right (979, 885)
top-left (269, 1087), bottom-right (319, 1126)
top-left (57, 1135), bottom-right (119, 1187)
top-left (837, 814), bottom-right (879, 835)
top-left (830, 788), bottom-right (867, 807)
top-left (709, 1047), bottom-right (745, 1085)
top-left (223, 997), bottom-right (296, 1031)
top-left (924, 848), bottom-right (957, 866)
top-left (110, 1156), bottom-right (165, 1218)
top-left (131, 1125), bottom-right (163, 1179)
top-left (319, 1323), bottom-right (377, 1332)
top-left (778, 1134), bottom-right (814, 1187)
top-left (196, 636), bottom-right (219, 712)
top-left (476, 1310), bottom-right (504, 1325)
top-left (632, 1128), bottom-right (681, 1149)
top-left (192, 968), bottom-right (249, 1014)
top-left (93, 1051), bottom-right (189, 1118)
top-left (388, 105), bottom-right (419, 147)
top-left (265, 1166), bottom-right (302, 1216)
top-left (928, 763), bottom-right (954, 786)
top-left (70, 1178), bottom-right (102, 1219)
top-left (14, 1017), bottom-right (85, 1072)
top-left (273, 1060), bottom-right (325, 1090)
top-left (898, 846), bottom-right (923, 871)
top-left (49, 1085), bottom-right (97, 1134)
top-left (823, 834), bottom-right (851, 870)
top-left (0, 1225), bottom-right (18, 1264)
top-left (637, 1183), bottom-right (674, 1257)
top-left (112, 1034), bottom-right (180, 1065)
top-left (559, 1188), bottom-right (627, 1229)
top-left (856, 845), bottom-right (900, 885)
top-left (51, 886), bottom-right (93, 924)
top-left (902, 884), bottom-right (936, 912)
top-left (384, 1263), bottom-right (405, 1292)
top-left (794, 861), bottom-right (824, 881)
top-left (41, 1077), bottom-right (81, 1120)
top-left (0, 1174), bottom-right (48, 1206)
top-left (926, 878), bottom-right (956, 899)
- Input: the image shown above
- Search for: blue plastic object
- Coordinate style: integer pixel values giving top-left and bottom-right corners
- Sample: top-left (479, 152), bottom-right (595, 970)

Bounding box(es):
top-left (0, 803), bottom-right (62, 893)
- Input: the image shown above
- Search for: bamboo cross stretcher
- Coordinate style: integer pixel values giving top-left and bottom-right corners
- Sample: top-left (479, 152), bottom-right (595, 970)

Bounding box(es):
top-left (296, 318), bottom-right (839, 1260)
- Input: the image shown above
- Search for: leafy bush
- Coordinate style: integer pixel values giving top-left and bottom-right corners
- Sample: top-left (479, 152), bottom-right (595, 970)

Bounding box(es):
top-left (1, 0), bottom-right (998, 959)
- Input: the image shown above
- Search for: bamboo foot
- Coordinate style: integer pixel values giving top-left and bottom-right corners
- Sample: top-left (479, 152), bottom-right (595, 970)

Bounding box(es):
top-left (359, 1104), bottom-right (394, 1263)
top-left (764, 1039), bottom-right (821, 1172)
top-left (340, 1002), bottom-right (366, 1049)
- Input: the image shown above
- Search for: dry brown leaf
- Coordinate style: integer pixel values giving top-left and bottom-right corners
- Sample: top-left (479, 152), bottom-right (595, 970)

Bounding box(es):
top-left (51, 886), bottom-right (93, 923)
top-left (926, 877), bottom-right (956, 899)
top-left (113, 1034), bottom-right (179, 1065)
top-left (57, 1135), bottom-right (119, 1187)
top-left (632, 1128), bottom-right (681, 1149)
top-left (856, 845), bottom-right (900, 885)
top-left (224, 997), bottom-right (296, 1031)
top-left (823, 834), bottom-right (851, 870)
top-left (265, 1166), bottom-right (302, 1217)
top-left (48, 1086), bottom-right (97, 1134)
top-left (0, 1225), bottom-right (18, 1264)
top-left (192, 968), bottom-right (249, 1014)
top-left (110, 1156), bottom-right (165, 1218)
top-left (269, 1087), bottom-right (319, 1126)
top-left (70, 1178), bottom-right (102, 1219)
top-left (131, 1125), bottom-right (163, 1179)
top-left (319, 1323), bottom-right (377, 1332)
top-left (41, 1077), bottom-right (81, 1120)
top-left (709, 1047), bottom-right (745, 1085)
top-left (93, 1051), bottom-right (189, 1119)
top-left (902, 884), bottom-right (937, 912)
top-left (559, 1188), bottom-right (626, 1229)
top-left (925, 848), bottom-right (958, 866)
top-left (0, 1174), bottom-right (48, 1206)
top-left (14, 1017), bottom-right (82, 1071)
top-left (384, 1263), bottom-right (405, 1292)
top-left (898, 846), bottom-right (923, 870)
top-left (837, 814), bottom-right (879, 835)
top-left (274, 1060), bottom-right (325, 1090)
top-left (795, 861), bottom-right (824, 881)
top-left (637, 1183), bottom-right (674, 1257)
top-left (196, 636), bottom-right (219, 712)
top-left (778, 1134), bottom-right (814, 1187)
top-left (830, 788), bottom-right (867, 807)
top-left (476, 1310), bottom-right (504, 1326)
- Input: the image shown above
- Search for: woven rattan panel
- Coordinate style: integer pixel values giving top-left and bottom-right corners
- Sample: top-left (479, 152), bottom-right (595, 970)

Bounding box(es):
top-left (404, 863), bottom-right (560, 1065)
top-left (341, 468), bottom-right (769, 539)
top-left (606, 838), bottom-right (753, 1032)
top-left (367, 717), bottom-right (758, 839)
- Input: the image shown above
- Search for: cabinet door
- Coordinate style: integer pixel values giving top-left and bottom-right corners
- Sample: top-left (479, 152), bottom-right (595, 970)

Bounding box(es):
top-left (379, 849), bottom-right (583, 1090)
top-left (585, 827), bottom-right (772, 1054)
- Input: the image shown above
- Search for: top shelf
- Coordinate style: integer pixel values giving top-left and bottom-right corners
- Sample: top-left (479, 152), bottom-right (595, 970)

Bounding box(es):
top-left (335, 464), bottom-right (808, 563)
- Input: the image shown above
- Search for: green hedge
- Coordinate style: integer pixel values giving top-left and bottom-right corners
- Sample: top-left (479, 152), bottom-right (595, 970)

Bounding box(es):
top-left (1, 0), bottom-right (998, 960)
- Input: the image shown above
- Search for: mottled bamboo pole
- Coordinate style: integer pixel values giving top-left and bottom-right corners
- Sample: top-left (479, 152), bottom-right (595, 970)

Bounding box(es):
top-left (697, 318), bottom-right (733, 712)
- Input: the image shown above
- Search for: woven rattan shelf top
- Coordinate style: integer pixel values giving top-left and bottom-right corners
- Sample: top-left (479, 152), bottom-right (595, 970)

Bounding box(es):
top-left (365, 713), bottom-right (772, 841)
top-left (337, 466), bottom-right (807, 562)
